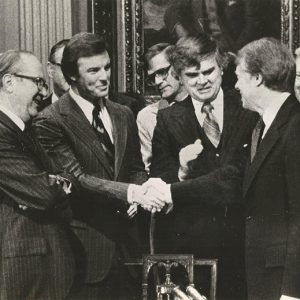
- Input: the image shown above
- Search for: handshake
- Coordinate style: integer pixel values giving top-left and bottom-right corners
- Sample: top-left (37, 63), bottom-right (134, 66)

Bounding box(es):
top-left (128, 178), bottom-right (173, 217)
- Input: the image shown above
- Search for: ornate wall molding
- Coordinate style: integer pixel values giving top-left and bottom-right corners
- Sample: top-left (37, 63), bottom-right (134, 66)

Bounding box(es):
top-left (94, 0), bottom-right (299, 94)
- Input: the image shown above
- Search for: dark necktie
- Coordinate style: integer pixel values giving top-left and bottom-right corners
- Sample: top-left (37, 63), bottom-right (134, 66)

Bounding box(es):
top-left (201, 101), bottom-right (221, 148)
top-left (250, 118), bottom-right (265, 162)
top-left (92, 101), bottom-right (115, 173)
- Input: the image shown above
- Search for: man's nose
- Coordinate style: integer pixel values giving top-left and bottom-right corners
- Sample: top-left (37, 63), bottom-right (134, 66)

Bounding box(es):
top-left (98, 69), bottom-right (109, 81)
top-left (39, 86), bottom-right (48, 97)
top-left (234, 82), bottom-right (239, 91)
top-left (197, 74), bottom-right (208, 85)
top-left (154, 74), bottom-right (164, 86)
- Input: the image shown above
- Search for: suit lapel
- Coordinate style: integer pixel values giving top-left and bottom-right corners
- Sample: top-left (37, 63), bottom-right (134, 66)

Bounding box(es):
top-left (221, 91), bottom-right (241, 148)
top-left (59, 94), bottom-right (113, 176)
top-left (106, 100), bottom-right (127, 180)
top-left (171, 96), bottom-right (201, 145)
top-left (243, 95), bottom-right (297, 196)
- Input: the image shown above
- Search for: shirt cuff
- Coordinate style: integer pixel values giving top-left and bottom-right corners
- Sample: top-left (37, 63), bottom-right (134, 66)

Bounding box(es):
top-left (281, 296), bottom-right (300, 300)
top-left (127, 184), bottom-right (136, 205)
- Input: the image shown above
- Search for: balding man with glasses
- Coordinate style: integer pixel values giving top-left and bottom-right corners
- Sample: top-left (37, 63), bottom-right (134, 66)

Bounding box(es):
top-left (0, 50), bottom-right (77, 298)
top-left (137, 43), bottom-right (187, 174)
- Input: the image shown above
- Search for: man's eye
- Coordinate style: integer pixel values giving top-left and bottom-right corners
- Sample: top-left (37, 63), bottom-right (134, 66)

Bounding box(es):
top-left (104, 64), bottom-right (111, 71)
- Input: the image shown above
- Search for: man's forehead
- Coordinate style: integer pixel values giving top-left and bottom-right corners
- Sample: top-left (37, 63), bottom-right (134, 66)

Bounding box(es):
top-left (182, 56), bottom-right (219, 73)
top-left (54, 46), bottom-right (65, 62)
top-left (148, 52), bottom-right (169, 73)
top-left (18, 54), bottom-right (43, 76)
top-left (77, 52), bottom-right (110, 68)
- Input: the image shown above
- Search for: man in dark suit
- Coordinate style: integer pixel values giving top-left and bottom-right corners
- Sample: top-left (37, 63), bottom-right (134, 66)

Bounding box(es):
top-left (0, 50), bottom-right (76, 298)
top-left (235, 38), bottom-right (300, 300)
top-left (150, 34), bottom-right (257, 299)
top-left (38, 39), bottom-right (70, 112)
top-left (33, 33), bottom-right (166, 299)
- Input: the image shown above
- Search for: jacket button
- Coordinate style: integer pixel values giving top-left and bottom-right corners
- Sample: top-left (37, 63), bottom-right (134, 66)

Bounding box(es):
top-left (246, 216), bottom-right (252, 221)
top-left (216, 153), bottom-right (220, 157)
top-left (116, 210), bottom-right (121, 214)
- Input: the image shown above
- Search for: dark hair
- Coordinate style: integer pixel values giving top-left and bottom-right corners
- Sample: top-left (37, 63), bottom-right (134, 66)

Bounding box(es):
top-left (61, 32), bottom-right (107, 84)
top-left (0, 50), bottom-right (35, 88)
top-left (169, 34), bottom-right (228, 75)
top-left (236, 37), bottom-right (295, 93)
top-left (48, 39), bottom-right (70, 62)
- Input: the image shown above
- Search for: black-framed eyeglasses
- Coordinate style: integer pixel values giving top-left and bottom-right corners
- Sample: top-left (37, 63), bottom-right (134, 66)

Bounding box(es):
top-left (146, 65), bottom-right (172, 86)
top-left (12, 73), bottom-right (48, 91)
top-left (49, 61), bottom-right (62, 67)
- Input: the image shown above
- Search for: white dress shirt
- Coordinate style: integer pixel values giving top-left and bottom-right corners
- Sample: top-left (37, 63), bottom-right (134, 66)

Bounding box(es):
top-left (0, 105), bottom-right (25, 131)
top-left (69, 88), bottom-right (114, 143)
top-left (261, 92), bottom-right (290, 139)
top-left (192, 88), bottom-right (224, 132)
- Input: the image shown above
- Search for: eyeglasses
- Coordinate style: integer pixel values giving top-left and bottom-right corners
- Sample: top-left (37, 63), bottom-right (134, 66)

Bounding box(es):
top-left (49, 61), bottom-right (62, 67)
top-left (146, 65), bottom-right (171, 86)
top-left (12, 73), bottom-right (48, 91)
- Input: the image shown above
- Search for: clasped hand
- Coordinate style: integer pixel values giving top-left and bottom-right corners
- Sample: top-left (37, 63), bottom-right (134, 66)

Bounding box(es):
top-left (131, 178), bottom-right (172, 214)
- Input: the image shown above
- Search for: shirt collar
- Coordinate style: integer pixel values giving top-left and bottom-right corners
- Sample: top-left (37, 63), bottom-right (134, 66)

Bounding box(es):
top-left (52, 92), bottom-right (59, 103)
top-left (191, 88), bottom-right (224, 111)
top-left (69, 88), bottom-right (95, 124)
top-left (0, 105), bottom-right (25, 131)
top-left (262, 92), bottom-right (290, 132)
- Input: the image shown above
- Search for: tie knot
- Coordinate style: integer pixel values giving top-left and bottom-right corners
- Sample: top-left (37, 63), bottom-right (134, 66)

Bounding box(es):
top-left (93, 98), bottom-right (106, 113)
top-left (201, 101), bottom-right (214, 114)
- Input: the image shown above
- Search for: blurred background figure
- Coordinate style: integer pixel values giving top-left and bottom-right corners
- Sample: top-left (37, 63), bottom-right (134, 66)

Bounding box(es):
top-left (295, 47), bottom-right (300, 101)
top-left (38, 39), bottom-right (70, 111)
top-left (137, 43), bottom-right (187, 174)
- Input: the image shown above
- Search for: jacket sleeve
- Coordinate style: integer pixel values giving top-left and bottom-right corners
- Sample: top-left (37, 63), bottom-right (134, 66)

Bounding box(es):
top-left (32, 112), bottom-right (130, 203)
top-left (281, 114), bottom-right (300, 297)
top-left (0, 132), bottom-right (67, 210)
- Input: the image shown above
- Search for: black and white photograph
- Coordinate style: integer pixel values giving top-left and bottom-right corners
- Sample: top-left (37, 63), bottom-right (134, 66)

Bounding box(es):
top-left (0, 0), bottom-right (299, 299)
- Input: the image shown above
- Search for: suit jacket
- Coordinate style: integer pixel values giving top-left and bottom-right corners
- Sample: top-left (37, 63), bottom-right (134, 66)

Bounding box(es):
top-left (150, 90), bottom-right (257, 298)
top-left (243, 94), bottom-right (300, 299)
top-left (0, 111), bottom-right (75, 299)
top-left (38, 93), bottom-right (53, 112)
top-left (33, 92), bottom-right (147, 283)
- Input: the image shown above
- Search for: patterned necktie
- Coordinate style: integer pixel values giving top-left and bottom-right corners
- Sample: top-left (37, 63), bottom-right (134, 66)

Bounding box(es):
top-left (201, 101), bottom-right (221, 148)
top-left (250, 118), bottom-right (265, 162)
top-left (92, 101), bottom-right (115, 173)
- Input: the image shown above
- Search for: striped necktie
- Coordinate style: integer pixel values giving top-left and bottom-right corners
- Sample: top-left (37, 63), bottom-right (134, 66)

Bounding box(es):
top-left (201, 101), bottom-right (221, 148)
top-left (92, 101), bottom-right (115, 173)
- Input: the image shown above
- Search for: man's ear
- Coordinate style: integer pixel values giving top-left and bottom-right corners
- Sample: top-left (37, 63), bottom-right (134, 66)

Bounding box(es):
top-left (47, 62), bottom-right (54, 78)
top-left (2, 74), bottom-right (14, 93)
top-left (255, 73), bottom-right (263, 86)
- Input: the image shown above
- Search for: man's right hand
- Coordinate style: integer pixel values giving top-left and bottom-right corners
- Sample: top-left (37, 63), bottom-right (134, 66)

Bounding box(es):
top-left (178, 139), bottom-right (203, 180)
top-left (129, 178), bottom-right (172, 213)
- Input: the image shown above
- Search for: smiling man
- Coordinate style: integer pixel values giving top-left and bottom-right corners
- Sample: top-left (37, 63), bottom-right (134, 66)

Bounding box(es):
top-left (0, 50), bottom-right (78, 298)
top-left (32, 33), bottom-right (166, 299)
top-left (137, 43), bottom-right (187, 173)
top-left (150, 34), bottom-right (257, 299)
top-left (235, 38), bottom-right (300, 300)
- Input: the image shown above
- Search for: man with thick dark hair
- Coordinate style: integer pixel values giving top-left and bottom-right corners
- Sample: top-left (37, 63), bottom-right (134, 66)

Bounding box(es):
top-left (235, 37), bottom-right (300, 300)
top-left (33, 32), bottom-right (167, 299)
top-left (150, 34), bottom-right (257, 299)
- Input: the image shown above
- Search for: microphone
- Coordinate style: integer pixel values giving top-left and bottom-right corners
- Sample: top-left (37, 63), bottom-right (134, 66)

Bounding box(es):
top-left (186, 285), bottom-right (207, 300)
top-left (172, 286), bottom-right (190, 300)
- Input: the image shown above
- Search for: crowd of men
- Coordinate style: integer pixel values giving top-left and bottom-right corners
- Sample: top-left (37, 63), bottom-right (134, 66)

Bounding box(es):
top-left (0, 31), bottom-right (300, 300)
